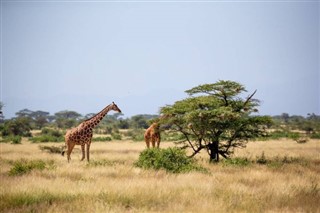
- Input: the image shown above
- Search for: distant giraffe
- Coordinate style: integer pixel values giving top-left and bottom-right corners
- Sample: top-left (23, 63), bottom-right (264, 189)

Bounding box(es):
top-left (61, 102), bottom-right (121, 162)
top-left (144, 123), bottom-right (161, 148)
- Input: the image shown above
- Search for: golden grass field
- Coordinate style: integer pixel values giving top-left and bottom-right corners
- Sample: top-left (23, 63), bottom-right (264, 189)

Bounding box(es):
top-left (0, 138), bottom-right (319, 213)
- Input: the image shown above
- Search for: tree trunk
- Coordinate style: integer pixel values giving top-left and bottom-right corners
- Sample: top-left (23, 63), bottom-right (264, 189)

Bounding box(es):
top-left (208, 141), bottom-right (219, 162)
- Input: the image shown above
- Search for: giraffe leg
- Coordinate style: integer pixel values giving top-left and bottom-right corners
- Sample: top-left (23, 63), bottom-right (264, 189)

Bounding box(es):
top-left (156, 135), bottom-right (161, 148)
top-left (144, 134), bottom-right (150, 148)
top-left (67, 143), bottom-right (76, 163)
top-left (81, 144), bottom-right (85, 161)
top-left (86, 143), bottom-right (91, 162)
top-left (151, 137), bottom-right (156, 148)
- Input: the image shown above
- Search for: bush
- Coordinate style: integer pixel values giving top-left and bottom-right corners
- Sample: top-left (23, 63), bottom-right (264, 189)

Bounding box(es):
top-left (135, 147), bottom-right (206, 173)
top-left (92, 137), bottom-right (112, 142)
top-left (1, 117), bottom-right (32, 137)
top-left (267, 130), bottom-right (302, 140)
top-left (161, 131), bottom-right (185, 141)
top-left (30, 128), bottom-right (64, 143)
top-left (310, 132), bottom-right (320, 139)
top-left (0, 136), bottom-right (22, 144)
top-left (111, 133), bottom-right (122, 140)
top-left (256, 152), bottom-right (268, 164)
top-left (41, 128), bottom-right (63, 138)
top-left (8, 159), bottom-right (55, 176)
top-left (124, 129), bottom-right (145, 141)
top-left (222, 157), bottom-right (251, 167)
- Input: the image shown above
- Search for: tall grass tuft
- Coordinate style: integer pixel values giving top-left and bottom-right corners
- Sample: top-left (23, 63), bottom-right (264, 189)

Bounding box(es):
top-left (39, 145), bottom-right (63, 154)
top-left (222, 157), bottom-right (251, 167)
top-left (0, 136), bottom-right (22, 144)
top-left (8, 159), bottom-right (55, 176)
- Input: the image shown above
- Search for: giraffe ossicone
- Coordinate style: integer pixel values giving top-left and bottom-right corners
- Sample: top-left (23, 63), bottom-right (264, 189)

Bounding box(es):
top-left (62, 102), bottom-right (122, 162)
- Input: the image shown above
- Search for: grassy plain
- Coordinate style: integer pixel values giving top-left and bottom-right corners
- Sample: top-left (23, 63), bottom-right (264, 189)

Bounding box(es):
top-left (0, 138), bottom-right (319, 213)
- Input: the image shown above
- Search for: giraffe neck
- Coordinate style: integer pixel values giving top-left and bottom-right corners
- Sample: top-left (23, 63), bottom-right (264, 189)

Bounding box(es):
top-left (84, 104), bottom-right (113, 129)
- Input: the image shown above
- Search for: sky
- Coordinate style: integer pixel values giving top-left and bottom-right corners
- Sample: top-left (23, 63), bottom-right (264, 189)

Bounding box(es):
top-left (1, 0), bottom-right (319, 118)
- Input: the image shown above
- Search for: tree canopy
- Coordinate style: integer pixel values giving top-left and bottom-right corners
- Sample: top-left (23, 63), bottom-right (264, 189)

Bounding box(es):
top-left (160, 80), bottom-right (273, 162)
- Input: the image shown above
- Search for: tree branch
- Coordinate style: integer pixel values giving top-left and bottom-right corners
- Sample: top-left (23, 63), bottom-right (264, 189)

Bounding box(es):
top-left (242, 90), bottom-right (257, 111)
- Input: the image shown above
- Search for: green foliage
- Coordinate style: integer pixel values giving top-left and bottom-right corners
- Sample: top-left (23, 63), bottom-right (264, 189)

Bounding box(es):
top-left (221, 153), bottom-right (308, 168)
top-left (124, 129), bottom-right (145, 141)
top-left (267, 130), bottom-right (301, 140)
top-left (160, 80), bottom-right (273, 162)
top-left (135, 147), bottom-right (206, 173)
top-left (254, 152), bottom-right (309, 168)
top-left (30, 135), bottom-right (61, 143)
top-left (222, 157), bottom-right (251, 167)
top-left (91, 136), bottom-right (112, 142)
top-left (0, 136), bottom-right (22, 144)
top-left (111, 133), bottom-right (122, 140)
top-left (271, 113), bottom-right (320, 136)
top-left (0, 192), bottom-right (60, 210)
top-left (41, 128), bottom-right (63, 137)
top-left (266, 156), bottom-right (308, 169)
top-left (310, 132), bottom-right (320, 139)
top-left (30, 128), bottom-right (64, 143)
top-left (1, 117), bottom-right (32, 137)
top-left (130, 114), bottom-right (158, 129)
top-left (8, 159), bottom-right (55, 176)
top-left (161, 131), bottom-right (185, 141)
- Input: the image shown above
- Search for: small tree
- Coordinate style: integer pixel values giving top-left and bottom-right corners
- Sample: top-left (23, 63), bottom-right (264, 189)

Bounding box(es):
top-left (160, 80), bottom-right (272, 162)
top-left (1, 117), bottom-right (32, 137)
top-left (54, 110), bottom-right (82, 129)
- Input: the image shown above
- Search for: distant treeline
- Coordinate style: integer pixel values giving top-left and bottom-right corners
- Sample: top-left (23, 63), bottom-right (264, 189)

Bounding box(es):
top-left (0, 105), bottom-right (320, 143)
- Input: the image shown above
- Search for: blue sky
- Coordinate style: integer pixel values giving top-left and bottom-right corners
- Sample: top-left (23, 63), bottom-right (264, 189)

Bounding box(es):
top-left (1, 1), bottom-right (319, 118)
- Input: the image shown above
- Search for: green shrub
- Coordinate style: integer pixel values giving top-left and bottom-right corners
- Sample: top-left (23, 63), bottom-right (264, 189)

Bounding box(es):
top-left (161, 132), bottom-right (185, 141)
top-left (310, 132), bottom-right (320, 139)
top-left (30, 135), bottom-right (59, 143)
top-left (111, 133), bottom-right (122, 140)
top-left (0, 136), bottom-right (22, 144)
top-left (125, 129), bottom-right (145, 141)
top-left (256, 152), bottom-right (268, 164)
top-left (135, 147), bottom-right (206, 173)
top-left (222, 157), bottom-right (251, 167)
top-left (267, 130), bottom-right (302, 140)
top-left (91, 136), bottom-right (112, 142)
top-left (41, 128), bottom-right (63, 138)
top-left (8, 159), bottom-right (55, 176)
top-left (30, 128), bottom-right (64, 143)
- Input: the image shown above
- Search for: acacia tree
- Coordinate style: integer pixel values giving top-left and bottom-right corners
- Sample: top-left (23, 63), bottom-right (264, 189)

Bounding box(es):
top-left (54, 110), bottom-right (82, 129)
top-left (160, 80), bottom-right (272, 162)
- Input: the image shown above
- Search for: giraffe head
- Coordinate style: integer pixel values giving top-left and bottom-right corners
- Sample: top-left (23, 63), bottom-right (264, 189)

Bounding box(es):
top-left (111, 102), bottom-right (122, 113)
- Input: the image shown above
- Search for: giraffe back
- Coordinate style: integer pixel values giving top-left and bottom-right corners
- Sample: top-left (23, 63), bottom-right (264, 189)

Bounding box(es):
top-left (66, 123), bottom-right (93, 145)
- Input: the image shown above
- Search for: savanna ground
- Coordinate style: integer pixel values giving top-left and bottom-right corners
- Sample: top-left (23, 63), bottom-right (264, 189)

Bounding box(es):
top-left (0, 138), bottom-right (319, 213)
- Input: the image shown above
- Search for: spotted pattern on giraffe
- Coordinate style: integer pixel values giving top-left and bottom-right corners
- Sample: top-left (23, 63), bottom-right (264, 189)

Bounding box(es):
top-left (62, 102), bottom-right (122, 162)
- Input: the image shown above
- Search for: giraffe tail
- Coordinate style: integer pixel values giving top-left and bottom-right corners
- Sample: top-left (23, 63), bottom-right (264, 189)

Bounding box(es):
top-left (61, 145), bottom-right (67, 156)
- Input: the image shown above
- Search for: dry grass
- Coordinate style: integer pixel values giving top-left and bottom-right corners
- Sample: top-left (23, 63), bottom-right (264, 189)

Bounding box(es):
top-left (0, 138), bottom-right (319, 213)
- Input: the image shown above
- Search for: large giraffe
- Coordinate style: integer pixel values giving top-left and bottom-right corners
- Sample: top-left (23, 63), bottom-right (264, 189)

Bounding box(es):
top-left (144, 122), bottom-right (161, 148)
top-left (62, 102), bottom-right (121, 162)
